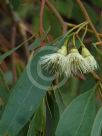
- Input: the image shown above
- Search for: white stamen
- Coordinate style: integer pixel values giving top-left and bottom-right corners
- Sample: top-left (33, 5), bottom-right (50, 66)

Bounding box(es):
top-left (81, 47), bottom-right (98, 72)
top-left (63, 48), bottom-right (89, 77)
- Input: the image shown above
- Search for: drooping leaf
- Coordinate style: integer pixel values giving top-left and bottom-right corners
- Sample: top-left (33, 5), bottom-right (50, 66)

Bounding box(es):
top-left (83, 2), bottom-right (97, 24)
top-left (10, 0), bottom-right (21, 10)
top-left (72, 2), bottom-right (97, 24)
top-left (0, 30), bottom-right (50, 63)
top-left (16, 123), bottom-right (29, 136)
top-left (79, 74), bottom-right (96, 93)
top-left (46, 91), bottom-right (59, 136)
top-left (93, 44), bottom-right (102, 58)
top-left (54, 77), bottom-right (79, 114)
top-left (91, 0), bottom-right (102, 9)
top-left (0, 40), bottom-right (27, 63)
top-left (51, 0), bottom-right (73, 18)
top-left (43, 7), bottom-right (62, 38)
top-left (29, 26), bottom-right (51, 51)
top-left (91, 107), bottom-right (102, 136)
top-left (0, 85), bottom-right (9, 105)
top-left (55, 87), bottom-right (97, 136)
top-left (0, 71), bottom-right (9, 118)
top-left (0, 45), bottom-right (53, 136)
top-left (27, 100), bottom-right (46, 136)
top-left (0, 69), bottom-right (9, 105)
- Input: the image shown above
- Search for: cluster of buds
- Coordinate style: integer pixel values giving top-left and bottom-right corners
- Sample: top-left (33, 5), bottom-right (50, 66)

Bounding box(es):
top-left (40, 40), bottom-right (98, 78)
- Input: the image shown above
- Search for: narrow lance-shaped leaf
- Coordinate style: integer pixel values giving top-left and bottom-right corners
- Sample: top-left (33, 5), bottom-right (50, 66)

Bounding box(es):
top-left (0, 45), bottom-right (53, 136)
top-left (91, 107), bottom-right (102, 136)
top-left (27, 100), bottom-right (46, 136)
top-left (46, 92), bottom-right (60, 136)
top-left (29, 26), bottom-right (51, 51)
top-left (0, 27), bottom-right (51, 63)
top-left (9, 0), bottom-right (21, 10)
top-left (93, 43), bottom-right (102, 58)
top-left (55, 87), bottom-right (97, 136)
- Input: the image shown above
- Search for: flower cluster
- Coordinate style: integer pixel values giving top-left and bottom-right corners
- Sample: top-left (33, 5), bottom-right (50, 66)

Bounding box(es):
top-left (40, 44), bottom-right (98, 78)
top-left (40, 45), bottom-right (67, 75)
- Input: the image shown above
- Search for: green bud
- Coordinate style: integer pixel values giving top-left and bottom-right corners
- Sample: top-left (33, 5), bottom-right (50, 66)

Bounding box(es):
top-left (58, 45), bottom-right (67, 55)
top-left (81, 47), bottom-right (91, 57)
top-left (70, 48), bottom-right (78, 53)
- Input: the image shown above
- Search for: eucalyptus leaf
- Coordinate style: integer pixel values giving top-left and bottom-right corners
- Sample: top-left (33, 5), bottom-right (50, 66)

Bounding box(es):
top-left (91, 107), bottom-right (102, 136)
top-left (91, 0), bottom-right (102, 9)
top-left (55, 87), bottom-right (97, 136)
top-left (10, 0), bottom-right (21, 10)
top-left (0, 46), bottom-right (53, 136)
top-left (55, 77), bottom-right (78, 115)
top-left (27, 101), bottom-right (46, 136)
top-left (29, 26), bottom-right (51, 51)
top-left (0, 41), bottom-right (26, 63)
top-left (46, 92), bottom-right (59, 136)
top-left (93, 44), bottom-right (102, 57)
top-left (52, 0), bottom-right (73, 18)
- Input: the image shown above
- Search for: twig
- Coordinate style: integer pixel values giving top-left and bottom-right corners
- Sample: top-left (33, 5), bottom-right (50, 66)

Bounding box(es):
top-left (91, 71), bottom-right (102, 82)
top-left (0, 33), bottom-right (11, 50)
top-left (65, 22), bottom-right (102, 38)
top-left (5, 1), bottom-right (34, 62)
top-left (76, 0), bottom-right (102, 42)
top-left (40, 0), bottom-right (46, 35)
top-left (45, 0), bottom-right (67, 33)
top-left (11, 25), bottom-right (17, 83)
top-left (95, 42), bottom-right (102, 45)
top-left (18, 22), bottom-right (30, 61)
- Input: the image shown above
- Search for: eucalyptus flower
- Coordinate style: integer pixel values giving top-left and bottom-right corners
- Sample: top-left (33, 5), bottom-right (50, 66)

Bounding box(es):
top-left (63, 48), bottom-right (89, 77)
top-left (81, 47), bottom-right (98, 71)
top-left (40, 46), bottom-right (67, 75)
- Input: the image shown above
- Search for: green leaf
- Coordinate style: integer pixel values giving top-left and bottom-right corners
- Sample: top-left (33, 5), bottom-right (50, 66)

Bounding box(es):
top-left (0, 42), bottom-right (24, 63)
top-left (91, 0), bottom-right (102, 9)
top-left (0, 85), bottom-right (9, 119)
top-left (84, 3), bottom-right (97, 24)
top-left (93, 44), bottom-right (102, 58)
top-left (46, 91), bottom-right (59, 136)
top-left (0, 85), bottom-right (9, 104)
top-left (72, 4), bottom-right (84, 22)
top-left (52, 0), bottom-right (73, 18)
top-left (55, 77), bottom-right (79, 114)
top-left (0, 46), bottom-right (52, 136)
top-left (55, 87), bottom-right (97, 136)
top-left (10, 0), bottom-right (21, 10)
top-left (29, 26), bottom-right (51, 51)
top-left (0, 70), bottom-right (9, 118)
top-left (0, 69), bottom-right (9, 105)
top-left (0, 33), bottom-right (48, 63)
top-left (72, 2), bottom-right (97, 24)
top-left (79, 74), bottom-right (96, 93)
top-left (27, 101), bottom-right (46, 136)
top-left (91, 107), bottom-right (102, 136)
top-left (43, 7), bottom-right (62, 38)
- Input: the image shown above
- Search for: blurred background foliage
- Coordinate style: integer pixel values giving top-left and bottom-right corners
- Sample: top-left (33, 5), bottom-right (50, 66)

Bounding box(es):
top-left (0, 0), bottom-right (102, 136)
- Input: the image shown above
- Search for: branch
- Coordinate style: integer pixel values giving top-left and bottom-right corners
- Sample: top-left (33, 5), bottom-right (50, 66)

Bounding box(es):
top-left (76, 0), bottom-right (102, 42)
top-left (18, 22), bottom-right (30, 61)
top-left (40, 0), bottom-right (46, 35)
top-left (91, 71), bottom-right (102, 82)
top-left (45, 0), bottom-right (67, 33)
top-left (11, 25), bottom-right (17, 83)
top-left (65, 22), bottom-right (102, 38)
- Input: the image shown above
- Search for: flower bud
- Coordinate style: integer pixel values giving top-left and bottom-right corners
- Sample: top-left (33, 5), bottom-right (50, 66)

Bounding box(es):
top-left (81, 47), bottom-right (91, 57)
top-left (70, 48), bottom-right (78, 53)
top-left (58, 45), bottom-right (67, 55)
top-left (81, 47), bottom-right (98, 71)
